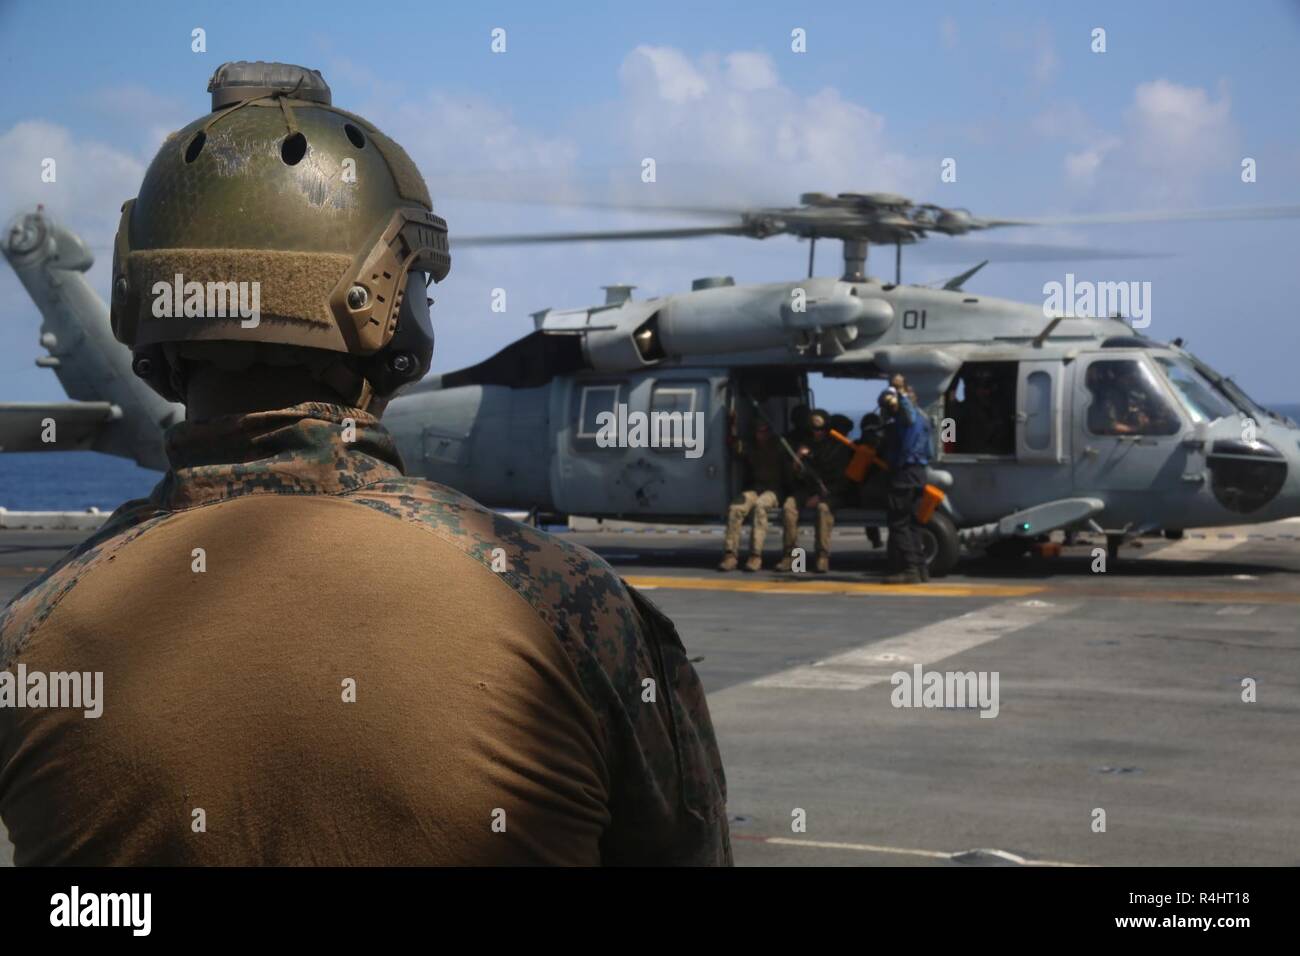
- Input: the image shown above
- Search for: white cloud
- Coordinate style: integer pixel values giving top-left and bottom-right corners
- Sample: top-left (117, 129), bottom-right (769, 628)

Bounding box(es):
top-left (1126, 79), bottom-right (1235, 176)
top-left (613, 45), bottom-right (916, 203)
top-left (0, 120), bottom-right (145, 240)
top-left (724, 51), bottom-right (779, 92)
top-left (387, 91), bottom-right (579, 178)
top-left (1064, 135), bottom-right (1121, 187)
top-left (1046, 80), bottom-right (1238, 203)
top-left (619, 45), bottom-right (709, 103)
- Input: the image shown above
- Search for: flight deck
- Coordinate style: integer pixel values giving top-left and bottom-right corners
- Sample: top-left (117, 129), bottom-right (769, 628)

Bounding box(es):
top-left (2, 520), bottom-right (1297, 867)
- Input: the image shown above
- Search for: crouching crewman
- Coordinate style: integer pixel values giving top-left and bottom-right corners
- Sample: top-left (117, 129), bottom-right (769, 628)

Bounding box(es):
top-left (719, 419), bottom-right (790, 572)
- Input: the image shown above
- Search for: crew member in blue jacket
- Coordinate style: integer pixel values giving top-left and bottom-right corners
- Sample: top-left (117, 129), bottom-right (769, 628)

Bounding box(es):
top-left (878, 375), bottom-right (933, 583)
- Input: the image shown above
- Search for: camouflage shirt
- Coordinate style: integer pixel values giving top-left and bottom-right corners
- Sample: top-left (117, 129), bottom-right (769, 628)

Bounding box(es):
top-left (0, 403), bottom-right (731, 866)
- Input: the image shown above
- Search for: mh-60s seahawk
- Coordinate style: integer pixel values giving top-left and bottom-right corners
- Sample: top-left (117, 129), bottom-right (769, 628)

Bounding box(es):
top-left (4, 190), bottom-right (1299, 576)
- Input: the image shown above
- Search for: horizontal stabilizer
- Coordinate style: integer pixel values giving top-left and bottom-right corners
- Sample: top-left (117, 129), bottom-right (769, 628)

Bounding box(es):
top-left (0, 401), bottom-right (119, 452)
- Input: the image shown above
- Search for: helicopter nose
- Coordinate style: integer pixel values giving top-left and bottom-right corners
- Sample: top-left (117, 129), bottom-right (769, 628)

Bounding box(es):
top-left (1281, 435), bottom-right (1300, 518)
top-left (1203, 433), bottom-right (1290, 516)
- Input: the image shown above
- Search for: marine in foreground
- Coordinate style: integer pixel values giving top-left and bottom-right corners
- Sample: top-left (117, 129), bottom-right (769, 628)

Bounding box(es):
top-left (0, 61), bottom-right (730, 866)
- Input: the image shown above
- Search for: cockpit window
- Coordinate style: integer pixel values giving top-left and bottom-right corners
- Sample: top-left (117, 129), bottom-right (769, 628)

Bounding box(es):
top-left (1154, 357), bottom-right (1236, 423)
top-left (1084, 359), bottom-right (1182, 436)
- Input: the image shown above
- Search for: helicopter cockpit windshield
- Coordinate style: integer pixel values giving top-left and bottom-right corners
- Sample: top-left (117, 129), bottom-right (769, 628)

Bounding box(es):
top-left (1153, 356), bottom-right (1236, 424)
top-left (1178, 351), bottom-right (1294, 427)
top-left (1216, 373), bottom-right (1293, 426)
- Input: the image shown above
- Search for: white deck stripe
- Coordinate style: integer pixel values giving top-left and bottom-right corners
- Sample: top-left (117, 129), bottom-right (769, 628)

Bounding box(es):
top-left (752, 599), bottom-right (1074, 690)
top-left (1144, 534), bottom-right (1246, 562)
top-left (761, 836), bottom-right (1086, 866)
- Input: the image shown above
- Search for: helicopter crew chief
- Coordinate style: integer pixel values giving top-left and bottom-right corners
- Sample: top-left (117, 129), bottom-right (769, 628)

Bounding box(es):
top-left (776, 409), bottom-right (853, 574)
top-left (719, 419), bottom-right (791, 572)
top-left (880, 378), bottom-right (934, 584)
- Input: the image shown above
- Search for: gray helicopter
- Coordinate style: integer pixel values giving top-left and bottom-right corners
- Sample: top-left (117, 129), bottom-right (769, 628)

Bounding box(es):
top-left (4, 193), bottom-right (1299, 575)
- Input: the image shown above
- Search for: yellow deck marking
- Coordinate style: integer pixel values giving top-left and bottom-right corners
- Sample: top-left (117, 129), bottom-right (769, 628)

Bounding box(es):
top-left (624, 574), bottom-right (1300, 605)
top-left (7, 566), bottom-right (1300, 604)
top-left (624, 575), bottom-right (1043, 598)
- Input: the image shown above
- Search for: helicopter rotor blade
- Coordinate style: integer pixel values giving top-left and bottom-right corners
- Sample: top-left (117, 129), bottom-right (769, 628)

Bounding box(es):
top-left (456, 228), bottom-right (1163, 262)
top-left (911, 239), bottom-right (1167, 264)
top-left (454, 224), bottom-right (752, 247)
top-left (979, 204), bottom-right (1300, 229)
top-left (441, 194), bottom-right (756, 219)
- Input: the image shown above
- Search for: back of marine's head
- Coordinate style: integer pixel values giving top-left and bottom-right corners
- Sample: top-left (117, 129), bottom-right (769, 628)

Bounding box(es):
top-left (109, 60), bottom-right (450, 414)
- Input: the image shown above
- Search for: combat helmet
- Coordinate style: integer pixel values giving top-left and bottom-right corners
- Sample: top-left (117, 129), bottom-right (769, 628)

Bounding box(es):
top-left (110, 61), bottom-right (450, 410)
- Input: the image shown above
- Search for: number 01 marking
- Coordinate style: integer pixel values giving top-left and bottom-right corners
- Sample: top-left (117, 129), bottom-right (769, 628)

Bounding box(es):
top-left (903, 309), bottom-right (928, 330)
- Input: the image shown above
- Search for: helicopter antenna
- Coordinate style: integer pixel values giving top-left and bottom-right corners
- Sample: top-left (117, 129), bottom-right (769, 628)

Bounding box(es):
top-left (1033, 315), bottom-right (1066, 348)
top-left (895, 242), bottom-right (902, 285)
top-left (941, 260), bottom-right (988, 291)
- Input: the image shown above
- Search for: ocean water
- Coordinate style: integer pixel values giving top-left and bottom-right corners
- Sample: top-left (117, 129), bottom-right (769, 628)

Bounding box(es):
top-left (0, 451), bottom-right (160, 512)
top-left (3, 405), bottom-right (1298, 513)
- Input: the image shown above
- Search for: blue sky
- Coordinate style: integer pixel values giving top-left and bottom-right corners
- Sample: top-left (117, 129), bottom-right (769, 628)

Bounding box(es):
top-left (2, 0), bottom-right (1299, 408)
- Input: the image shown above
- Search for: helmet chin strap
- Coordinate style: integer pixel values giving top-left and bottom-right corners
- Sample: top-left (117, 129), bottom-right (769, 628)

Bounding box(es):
top-left (315, 361), bottom-right (375, 412)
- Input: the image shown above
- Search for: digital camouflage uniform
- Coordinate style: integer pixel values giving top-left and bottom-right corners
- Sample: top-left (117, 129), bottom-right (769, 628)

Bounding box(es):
top-left (0, 404), bottom-right (731, 865)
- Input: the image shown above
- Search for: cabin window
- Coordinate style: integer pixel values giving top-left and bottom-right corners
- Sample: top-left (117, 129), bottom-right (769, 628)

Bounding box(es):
top-left (1024, 370), bottom-right (1053, 451)
top-left (1084, 359), bottom-right (1181, 436)
top-left (648, 382), bottom-right (705, 454)
top-left (576, 384), bottom-right (621, 438)
top-left (650, 385), bottom-right (698, 417)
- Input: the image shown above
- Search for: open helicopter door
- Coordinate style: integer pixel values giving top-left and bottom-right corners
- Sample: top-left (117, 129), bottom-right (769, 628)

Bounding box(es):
top-left (729, 370), bottom-right (808, 474)
top-left (1015, 360), bottom-right (1065, 463)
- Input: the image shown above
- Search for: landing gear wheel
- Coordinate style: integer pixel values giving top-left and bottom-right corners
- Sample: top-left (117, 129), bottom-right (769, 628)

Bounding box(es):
top-left (985, 537), bottom-right (1032, 561)
top-left (919, 512), bottom-right (960, 577)
top-left (1107, 533), bottom-right (1123, 565)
